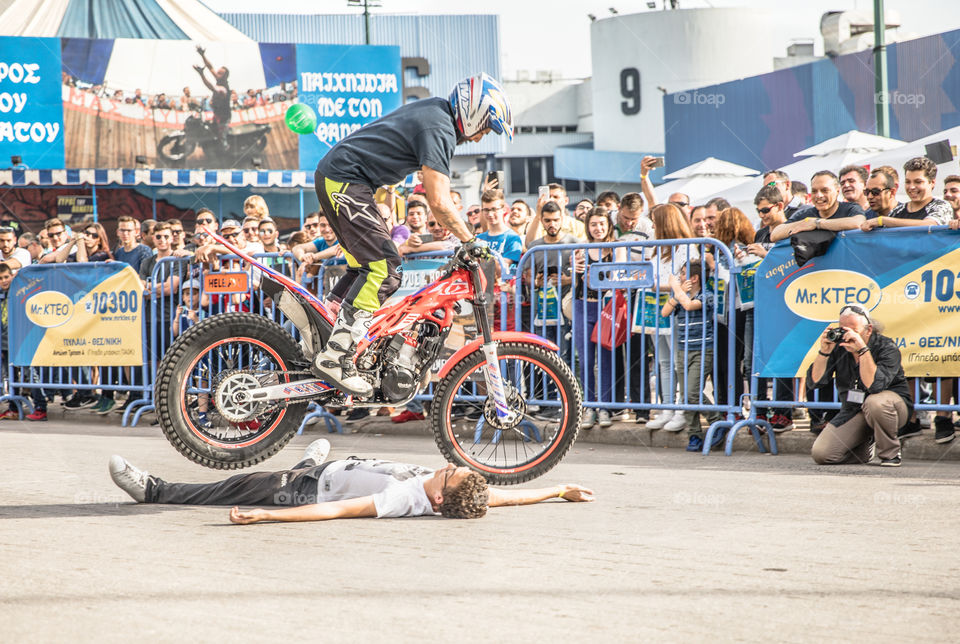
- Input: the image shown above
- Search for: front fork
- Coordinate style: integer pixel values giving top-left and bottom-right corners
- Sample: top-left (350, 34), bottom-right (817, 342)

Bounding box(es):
top-left (469, 261), bottom-right (515, 424)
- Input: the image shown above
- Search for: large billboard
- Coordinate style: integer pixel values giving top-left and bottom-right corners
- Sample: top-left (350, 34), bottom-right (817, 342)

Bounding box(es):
top-left (0, 36), bottom-right (401, 171)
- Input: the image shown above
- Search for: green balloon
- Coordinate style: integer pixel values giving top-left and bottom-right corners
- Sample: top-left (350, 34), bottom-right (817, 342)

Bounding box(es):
top-left (285, 103), bottom-right (317, 135)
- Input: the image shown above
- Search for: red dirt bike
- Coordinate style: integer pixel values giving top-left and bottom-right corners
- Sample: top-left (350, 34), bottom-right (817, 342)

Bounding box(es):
top-left (155, 228), bottom-right (582, 484)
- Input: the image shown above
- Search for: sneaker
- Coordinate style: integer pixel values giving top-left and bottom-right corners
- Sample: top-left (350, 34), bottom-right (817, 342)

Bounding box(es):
top-left (663, 414), bottom-right (688, 432)
top-left (769, 414), bottom-right (793, 433)
top-left (108, 455), bottom-right (149, 502)
top-left (392, 410), bottom-right (425, 424)
top-left (792, 407), bottom-right (809, 421)
top-left (934, 416), bottom-right (956, 444)
top-left (686, 435), bottom-right (704, 452)
top-left (95, 397), bottom-right (116, 415)
top-left (597, 410), bottom-right (612, 428)
top-left (580, 409), bottom-right (596, 430)
top-left (89, 396), bottom-right (107, 413)
top-left (880, 453), bottom-right (902, 467)
top-left (709, 427), bottom-right (728, 449)
top-left (897, 420), bottom-right (923, 441)
top-left (615, 409), bottom-right (632, 422)
top-left (645, 411), bottom-right (673, 430)
top-left (302, 438), bottom-right (331, 465)
top-left (0, 409), bottom-right (18, 420)
top-left (64, 393), bottom-right (97, 409)
top-left (26, 410), bottom-right (47, 421)
top-left (634, 410), bottom-right (649, 423)
top-left (917, 411), bottom-right (932, 428)
top-left (346, 407), bottom-right (370, 422)
top-left (113, 399), bottom-right (135, 414)
top-left (809, 420), bottom-right (826, 436)
top-left (196, 411), bottom-right (211, 429)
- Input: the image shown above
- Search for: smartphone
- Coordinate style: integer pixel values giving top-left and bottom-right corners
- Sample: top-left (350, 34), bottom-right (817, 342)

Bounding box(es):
top-left (651, 157), bottom-right (665, 168)
top-left (538, 185), bottom-right (550, 200)
top-left (419, 233), bottom-right (434, 243)
top-left (486, 170), bottom-right (504, 190)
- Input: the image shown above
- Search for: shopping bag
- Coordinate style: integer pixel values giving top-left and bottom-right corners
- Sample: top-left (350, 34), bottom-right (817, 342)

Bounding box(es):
top-left (591, 290), bottom-right (628, 349)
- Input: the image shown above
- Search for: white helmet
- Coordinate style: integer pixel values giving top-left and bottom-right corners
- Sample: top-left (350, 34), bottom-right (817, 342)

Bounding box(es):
top-left (449, 73), bottom-right (513, 141)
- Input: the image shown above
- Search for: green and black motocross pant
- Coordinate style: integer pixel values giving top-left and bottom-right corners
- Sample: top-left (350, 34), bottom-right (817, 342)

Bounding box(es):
top-left (314, 172), bottom-right (402, 313)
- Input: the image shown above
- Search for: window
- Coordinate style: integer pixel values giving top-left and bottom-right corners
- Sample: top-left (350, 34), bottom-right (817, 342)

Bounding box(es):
top-left (526, 158), bottom-right (543, 194)
top-left (509, 158), bottom-right (525, 194)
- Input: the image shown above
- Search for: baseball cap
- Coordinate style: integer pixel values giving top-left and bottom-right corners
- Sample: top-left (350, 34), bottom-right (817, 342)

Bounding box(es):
top-left (181, 278), bottom-right (202, 292)
top-left (221, 219), bottom-right (241, 230)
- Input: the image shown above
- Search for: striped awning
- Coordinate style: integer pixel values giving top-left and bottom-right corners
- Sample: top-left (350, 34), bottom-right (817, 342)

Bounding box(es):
top-left (0, 168), bottom-right (314, 188)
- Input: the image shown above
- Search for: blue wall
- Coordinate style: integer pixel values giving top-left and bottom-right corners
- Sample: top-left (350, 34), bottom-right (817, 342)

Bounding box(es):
top-left (664, 29), bottom-right (960, 172)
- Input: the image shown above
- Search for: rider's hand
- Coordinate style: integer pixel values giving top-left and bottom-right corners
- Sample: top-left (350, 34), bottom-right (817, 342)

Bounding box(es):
top-left (460, 236), bottom-right (491, 261)
top-left (557, 485), bottom-right (595, 502)
top-left (196, 45), bottom-right (206, 56)
top-left (193, 64), bottom-right (204, 74)
top-left (229, 506), bottom-right (268, 524)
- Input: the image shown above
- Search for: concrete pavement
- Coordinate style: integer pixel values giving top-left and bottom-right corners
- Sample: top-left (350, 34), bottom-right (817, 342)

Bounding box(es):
top-left (1, 418), bottom-right (959, 642)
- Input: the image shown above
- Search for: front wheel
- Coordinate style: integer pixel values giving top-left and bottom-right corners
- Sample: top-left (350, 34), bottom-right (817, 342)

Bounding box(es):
top-left (155, 313), bottom-right (308, 469)
top-left (431, 341), bottom-right (582, 485)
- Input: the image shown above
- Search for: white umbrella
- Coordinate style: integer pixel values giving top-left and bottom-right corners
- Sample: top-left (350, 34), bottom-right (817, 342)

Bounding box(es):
top-left (655, 157), bottom-right (759, 204)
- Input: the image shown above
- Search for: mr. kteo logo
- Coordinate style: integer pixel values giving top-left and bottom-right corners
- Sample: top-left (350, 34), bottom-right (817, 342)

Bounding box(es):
top-left (783, 270), bottom-right (881, 321)
top-left (25, 291), bottom-right (73, 328)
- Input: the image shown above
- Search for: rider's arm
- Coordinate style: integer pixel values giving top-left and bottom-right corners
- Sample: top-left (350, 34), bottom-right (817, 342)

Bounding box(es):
top-left (229, 496), bottom-right (378, 524)
top-left (421, 166), bottom-right (474, 242)
top-left (487, 484), bottom-right (594, 507)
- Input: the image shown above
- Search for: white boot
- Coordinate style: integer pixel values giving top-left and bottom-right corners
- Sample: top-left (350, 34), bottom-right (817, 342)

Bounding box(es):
top-left (312, 305), bottom-right (373, 397)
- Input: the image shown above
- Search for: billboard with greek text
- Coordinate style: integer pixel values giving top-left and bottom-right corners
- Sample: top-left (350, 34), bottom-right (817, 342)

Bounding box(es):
top-left (754, 229), bottom-right (960, 378)
top-left (0, 36), bottom-right (402, 171)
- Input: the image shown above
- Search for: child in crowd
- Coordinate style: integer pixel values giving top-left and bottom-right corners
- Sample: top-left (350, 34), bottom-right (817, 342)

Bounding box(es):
top-left (172, 279), bottom-right (205, 336)
top-left (661, 260), bottom-right (722, 451)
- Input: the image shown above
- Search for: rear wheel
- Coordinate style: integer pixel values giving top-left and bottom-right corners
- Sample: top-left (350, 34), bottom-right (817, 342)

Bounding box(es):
top-left (157, 132), bottom-right (195, 162)
top-left (155, 313), bottom-right (307, 469)
top-left (431, 341), bottom-right (582, 485)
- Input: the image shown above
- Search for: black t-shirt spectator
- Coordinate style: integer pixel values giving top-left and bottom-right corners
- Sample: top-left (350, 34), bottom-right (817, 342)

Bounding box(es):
top-left (787, 201), bottom-right (864, 223)
top-left (316, 97), bottom-right (458, 189)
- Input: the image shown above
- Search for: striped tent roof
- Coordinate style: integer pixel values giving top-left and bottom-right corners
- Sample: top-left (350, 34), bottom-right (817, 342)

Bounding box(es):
top-left (0, 168), bottom-right (314, 188)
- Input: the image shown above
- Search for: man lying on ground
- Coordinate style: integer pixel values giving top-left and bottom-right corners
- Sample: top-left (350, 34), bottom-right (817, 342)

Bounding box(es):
top-left (109, 439), bottom-right (594, 523)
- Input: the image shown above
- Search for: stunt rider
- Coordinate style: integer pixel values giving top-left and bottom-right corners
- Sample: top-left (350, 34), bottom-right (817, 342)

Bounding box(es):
top-left (311, 73), bottom-right (514, 397)
top-left (192, 45), bottom-right (232, 149)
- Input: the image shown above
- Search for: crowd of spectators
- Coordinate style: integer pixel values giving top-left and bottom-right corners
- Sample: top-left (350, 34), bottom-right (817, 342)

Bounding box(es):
top-left (4, 155), bottom-right (959, 466)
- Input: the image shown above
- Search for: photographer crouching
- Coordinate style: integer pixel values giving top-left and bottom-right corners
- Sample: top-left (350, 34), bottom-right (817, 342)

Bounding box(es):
top-left (809, 305), bottom-right (913, 467)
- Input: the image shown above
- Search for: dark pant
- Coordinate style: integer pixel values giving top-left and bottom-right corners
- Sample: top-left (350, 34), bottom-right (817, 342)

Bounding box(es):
top-left (756, 377), bottom-right (794, 416)
top-left (147, 459), bottom-right (330, 506)
top-left (615, 333), bottom-right (653, 415)
top-left (714, 310), bottom-right (746, 408)
top-left (315, 172), bottom-right (401, 314)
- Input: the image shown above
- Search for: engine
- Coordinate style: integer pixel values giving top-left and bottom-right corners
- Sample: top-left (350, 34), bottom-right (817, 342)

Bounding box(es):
top-left (380, 321), bottom-right (444, 403)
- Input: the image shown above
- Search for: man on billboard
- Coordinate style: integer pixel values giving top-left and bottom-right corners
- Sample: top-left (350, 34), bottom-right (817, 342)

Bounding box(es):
top-left (192, 46), bottom-right (231, 148)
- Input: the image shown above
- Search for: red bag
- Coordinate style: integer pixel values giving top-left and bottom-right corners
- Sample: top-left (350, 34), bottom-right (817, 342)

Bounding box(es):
top-left (590, 291), bottom-right (628, 349)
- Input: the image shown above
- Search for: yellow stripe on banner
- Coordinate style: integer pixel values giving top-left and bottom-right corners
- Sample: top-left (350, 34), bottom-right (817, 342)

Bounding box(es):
top-left (353, 258), bottom-right (389, 313)
top-left (29, 267), bottom-right (144, 367)
top-left (324, 177), bottom-right (346, 216)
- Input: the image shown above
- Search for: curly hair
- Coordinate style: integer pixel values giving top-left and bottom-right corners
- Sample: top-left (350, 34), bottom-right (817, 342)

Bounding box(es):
top-left (439, 471), bottom-right (489, 519)
top-left (713, 207), bottom-right (755, 246)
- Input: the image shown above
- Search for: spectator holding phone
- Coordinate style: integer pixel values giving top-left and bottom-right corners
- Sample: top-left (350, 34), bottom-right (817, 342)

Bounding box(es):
top-left (524, 183), bottom-right (584, 248)
top-left (809, 305), bottom-right (912, 467)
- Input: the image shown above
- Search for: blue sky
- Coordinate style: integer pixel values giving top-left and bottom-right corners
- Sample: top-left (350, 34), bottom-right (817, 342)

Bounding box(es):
top-left (204, 0), bottom-right (960, 78)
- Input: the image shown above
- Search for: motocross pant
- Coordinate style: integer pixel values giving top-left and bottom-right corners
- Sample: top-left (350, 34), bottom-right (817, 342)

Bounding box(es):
top-left (314, 171), bottom-right (402, 314)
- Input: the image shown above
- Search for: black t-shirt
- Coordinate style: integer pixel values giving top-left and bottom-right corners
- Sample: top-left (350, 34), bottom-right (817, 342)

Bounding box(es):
top-left (787, 201), bottom-right (864, 223)
top-left (886, 198), bottom-right (953, 225)
top-left (316, 97), bottom-right (458, 188)
top-left (754, 225), bottom-right (772, 246)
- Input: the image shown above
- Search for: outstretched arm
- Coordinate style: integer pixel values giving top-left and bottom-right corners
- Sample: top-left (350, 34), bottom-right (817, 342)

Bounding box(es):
top-left (229, 496), bottom-right (378, 524)
top-left (487, 484), bottom-right (594, 507)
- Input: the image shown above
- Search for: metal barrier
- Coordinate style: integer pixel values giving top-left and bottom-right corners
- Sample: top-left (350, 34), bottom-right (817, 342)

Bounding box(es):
top-left (513, 239), bottom-right (770, 453)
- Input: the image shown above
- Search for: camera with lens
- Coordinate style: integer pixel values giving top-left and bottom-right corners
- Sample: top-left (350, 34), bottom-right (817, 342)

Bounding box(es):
top-left (825, 327), bottom-right (847, 343)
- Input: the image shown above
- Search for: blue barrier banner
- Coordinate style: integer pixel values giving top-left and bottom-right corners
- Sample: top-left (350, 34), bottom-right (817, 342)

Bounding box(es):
top-left (755, 230), bottom-right (960, 377)
top-left (295, 44), bottom-right (401, 167)
top-left (10, 263), bottom-right (143, 366)
top-left (0, 36), bottom-right (65, 168)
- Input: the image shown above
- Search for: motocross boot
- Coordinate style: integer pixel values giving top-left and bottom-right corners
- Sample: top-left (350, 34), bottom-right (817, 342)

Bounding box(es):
top-left (312, 304), bottom-right (373, 398)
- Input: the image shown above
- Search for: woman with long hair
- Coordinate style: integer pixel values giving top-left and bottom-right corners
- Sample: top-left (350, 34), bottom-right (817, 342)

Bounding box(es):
top-left (76, 222), bottom-right (113, 262)
top-left (571, 207), bottom-right (626, 429)
top-left (645, 203), bottom-right (699, 431)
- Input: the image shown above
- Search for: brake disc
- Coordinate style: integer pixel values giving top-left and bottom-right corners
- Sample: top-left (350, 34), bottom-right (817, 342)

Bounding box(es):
top-left (213, 370), bottom-right (270, 423)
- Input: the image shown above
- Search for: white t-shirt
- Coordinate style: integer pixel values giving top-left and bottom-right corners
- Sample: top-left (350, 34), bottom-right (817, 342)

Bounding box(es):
top-left (1, 247), bottom-right (31, 272)
top-left (316, 459), bottom-right (438, 518)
